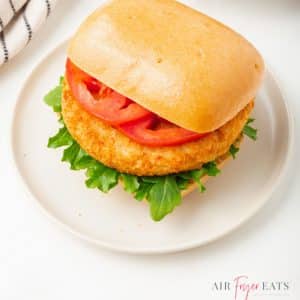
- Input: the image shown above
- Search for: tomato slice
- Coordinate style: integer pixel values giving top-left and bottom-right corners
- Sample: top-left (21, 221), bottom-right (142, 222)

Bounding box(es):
top-left (65, 59), bottom-right (153, 125)
top-left (118, 117), bottom-right (207, 147)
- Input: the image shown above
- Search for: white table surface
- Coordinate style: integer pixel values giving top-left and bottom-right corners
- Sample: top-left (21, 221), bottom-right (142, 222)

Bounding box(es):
top-left (0, 1), bottom-right (299, 299)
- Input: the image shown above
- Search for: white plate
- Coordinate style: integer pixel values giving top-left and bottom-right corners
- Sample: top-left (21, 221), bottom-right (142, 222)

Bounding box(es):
top-left (11, 41), bottom-right (293, 254)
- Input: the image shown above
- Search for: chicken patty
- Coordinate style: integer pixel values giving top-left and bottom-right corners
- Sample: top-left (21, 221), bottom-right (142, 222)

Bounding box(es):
top-left (62, 83), bottom-right (254, 176)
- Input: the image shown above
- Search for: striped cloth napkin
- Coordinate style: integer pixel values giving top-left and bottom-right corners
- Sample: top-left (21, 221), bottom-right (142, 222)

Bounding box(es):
top-left (0, 0), bottom-right (58, 65)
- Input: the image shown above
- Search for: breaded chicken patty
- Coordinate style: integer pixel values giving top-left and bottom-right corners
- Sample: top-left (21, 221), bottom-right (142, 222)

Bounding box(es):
top-left (62, 83), bottom-right (254, 176)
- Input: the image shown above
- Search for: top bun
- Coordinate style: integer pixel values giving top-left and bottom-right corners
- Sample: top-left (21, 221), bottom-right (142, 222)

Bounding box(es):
top-left (68, 0), bottom-right (264, 133)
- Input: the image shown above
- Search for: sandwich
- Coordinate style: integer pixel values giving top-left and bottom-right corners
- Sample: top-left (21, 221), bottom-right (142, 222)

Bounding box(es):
top-left (44, 0), bottom-right (264, 221)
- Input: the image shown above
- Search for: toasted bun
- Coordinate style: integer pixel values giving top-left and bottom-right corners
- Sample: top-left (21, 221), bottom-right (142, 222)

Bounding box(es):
top-left (68, 0), bottom-right (264, 133)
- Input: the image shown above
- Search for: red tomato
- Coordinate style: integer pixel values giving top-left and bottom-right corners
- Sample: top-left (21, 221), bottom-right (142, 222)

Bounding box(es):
top-left (66, 59), bottom-right (153, 125)
top-left (118, 117), bottom-right (207, 147)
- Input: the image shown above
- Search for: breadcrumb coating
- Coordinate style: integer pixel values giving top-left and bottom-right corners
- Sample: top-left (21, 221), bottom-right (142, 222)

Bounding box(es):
top-left (62, 83), bottom-right (253, 176)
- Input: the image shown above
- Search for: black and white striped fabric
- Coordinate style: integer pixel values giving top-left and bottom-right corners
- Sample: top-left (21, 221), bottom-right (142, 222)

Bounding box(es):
top-left (0, 0), bottom-right (58, 65)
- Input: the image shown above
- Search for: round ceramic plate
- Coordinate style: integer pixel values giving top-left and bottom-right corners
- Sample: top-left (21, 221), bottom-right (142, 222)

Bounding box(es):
top-left (11, 41), bottom-right (293, 254)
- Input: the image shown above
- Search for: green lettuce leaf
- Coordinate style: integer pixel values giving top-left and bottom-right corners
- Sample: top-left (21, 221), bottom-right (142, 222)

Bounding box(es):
top-left (190, 169), bottom-right (207, 193)
top-left (243, 118), bottom-right (258, 141)
top-left (229, 144), bottom-right (240, 159)
top-left (134, 182), bottom-right (153, 202)
top-left (121, 174), bottom-right (140, 193)
top-left (62, 142), bottom-right (87, 170)
top-left (202, 162), bottom-right (221, 176)
top-left (44, 77), bottom-right (63, 112)
top-left (85, 162), bottom-right (119, 193)
top-left (176, 177), bottom-right (191, 191)
top-left (48, 127), bottom-right (73, 148)
top-left (147, 176), bottom-right (181, 221)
